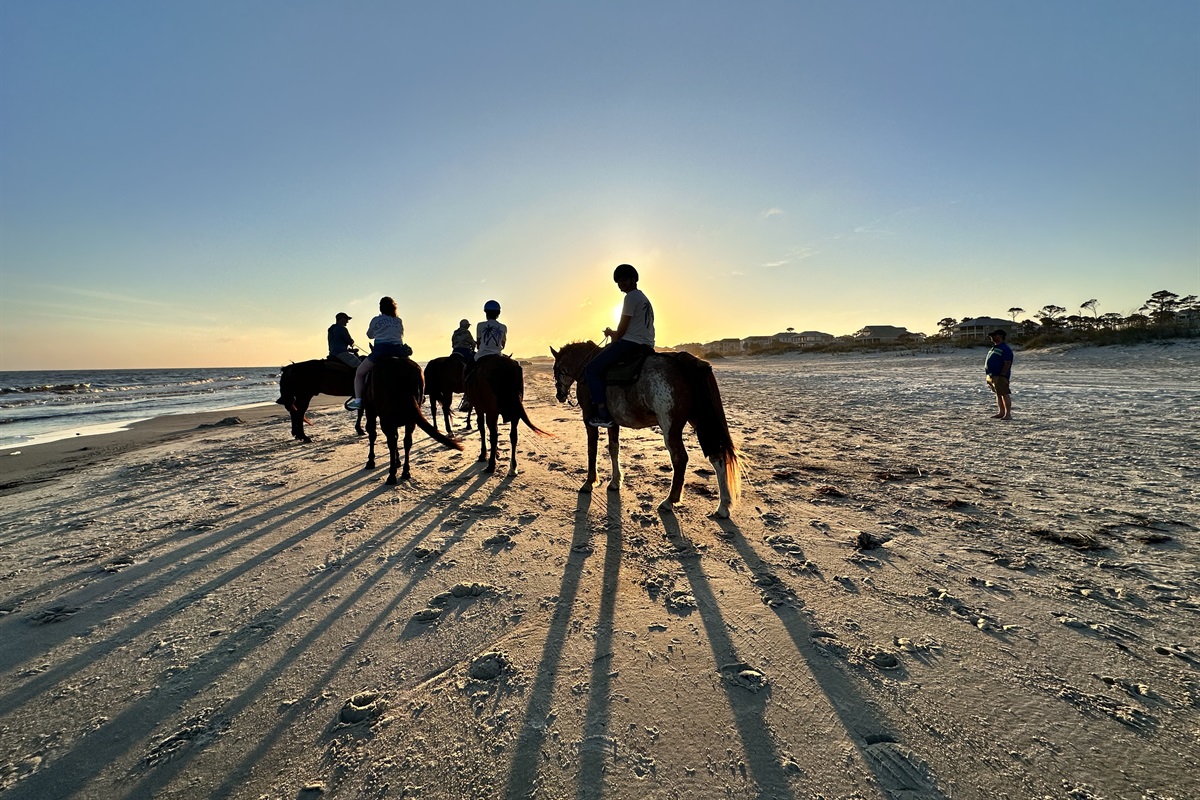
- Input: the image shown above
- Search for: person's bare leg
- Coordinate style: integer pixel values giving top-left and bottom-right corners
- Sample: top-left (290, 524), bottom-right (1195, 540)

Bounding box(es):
top-left (1000, 393), bottom-right (1012, 420)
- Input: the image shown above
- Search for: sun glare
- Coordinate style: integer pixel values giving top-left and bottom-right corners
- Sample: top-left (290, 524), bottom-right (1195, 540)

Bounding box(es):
top-left (612, 301), bottom-right (625, 326)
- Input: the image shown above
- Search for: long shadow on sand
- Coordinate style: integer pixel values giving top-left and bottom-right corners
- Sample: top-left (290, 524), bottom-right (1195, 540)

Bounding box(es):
top-left (505, 492), bottom-right (596, 799)
top-left (1, 467), bottom-right (492, 800)
top-left (575, 491), bottom-right (624, 799)
top-left (714, 516), bottom-right (947, 799)
top-left (658, 510), bottom-right (796, 800)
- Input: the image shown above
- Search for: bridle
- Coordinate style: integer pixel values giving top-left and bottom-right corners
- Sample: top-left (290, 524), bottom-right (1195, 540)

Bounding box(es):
top-left (553, 342), bottom-right (603, 404)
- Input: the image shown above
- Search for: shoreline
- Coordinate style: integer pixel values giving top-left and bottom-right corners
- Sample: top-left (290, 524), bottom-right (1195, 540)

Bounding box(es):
top-left (0, 395), bottom-right (344, 495)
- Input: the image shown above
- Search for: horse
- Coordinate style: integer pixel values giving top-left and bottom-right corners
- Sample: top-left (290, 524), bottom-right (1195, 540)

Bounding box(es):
top-left (277, 358), bottom-right (365, 443)
top-left (424, 355), bottom-right (473, 432)
top-left (463, 356), bottom-right (550, 474)
top-left (550, 342), bottom-right (742, 518)
top-left (364, 356), bottom-right (463, 483)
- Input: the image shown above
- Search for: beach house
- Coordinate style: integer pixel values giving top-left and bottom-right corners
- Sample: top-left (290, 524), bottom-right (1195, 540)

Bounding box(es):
top-left (953, 317), bottom-right (1019, 340)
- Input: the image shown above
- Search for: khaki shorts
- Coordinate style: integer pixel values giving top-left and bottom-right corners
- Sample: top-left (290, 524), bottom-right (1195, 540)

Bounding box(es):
top-left (986, 375), bottom-right (1010, 395)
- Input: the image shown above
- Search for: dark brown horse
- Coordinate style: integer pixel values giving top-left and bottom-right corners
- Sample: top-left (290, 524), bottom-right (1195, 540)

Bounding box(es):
top-left (550, 342), bottom-right (742, 517)
top-left (277, 359), bottom-right (364, 442)
top-left (464, 356), bottom-right (550, 474)
top-left (364, 356), bottom-right (463, 483)
top-left (424, 355), bottom-right (473, 432)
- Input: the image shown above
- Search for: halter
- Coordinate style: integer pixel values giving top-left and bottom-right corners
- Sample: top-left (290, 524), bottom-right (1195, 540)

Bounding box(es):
top-left (554, 341), bottom-right (603, 385)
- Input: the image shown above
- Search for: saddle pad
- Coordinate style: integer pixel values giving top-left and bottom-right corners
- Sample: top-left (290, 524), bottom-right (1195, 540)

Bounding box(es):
top-left (606, 352), bottom-right (651, 386)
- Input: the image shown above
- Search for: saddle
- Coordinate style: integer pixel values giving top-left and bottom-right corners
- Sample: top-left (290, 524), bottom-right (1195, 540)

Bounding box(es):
top-left (324, 355), bottom-right (356, 373)
top-left (603, 347), bottom-right (655, 386)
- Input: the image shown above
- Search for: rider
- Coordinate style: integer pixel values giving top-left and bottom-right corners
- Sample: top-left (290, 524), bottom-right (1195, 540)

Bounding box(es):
top-left (328, 312), bottom-right (361, 367)
top-left (474, 300), bottom-right (507, 368)
top-left (347, 296), bottom-right (410, 410)
top-left (584, 263), bottom-right (655, 428)
top-left (451, 318), bottom-right (476, 365)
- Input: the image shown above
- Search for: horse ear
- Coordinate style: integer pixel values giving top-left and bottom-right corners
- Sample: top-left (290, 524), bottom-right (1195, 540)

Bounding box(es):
top-left (550, 347), bottom-right (558, 357)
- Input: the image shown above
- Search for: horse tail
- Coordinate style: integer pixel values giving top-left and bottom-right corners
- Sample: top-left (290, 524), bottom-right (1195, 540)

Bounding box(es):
top-left (676, 352), bottom-right (742, 504)
top-left (409, 394), bottom-right (464, 451)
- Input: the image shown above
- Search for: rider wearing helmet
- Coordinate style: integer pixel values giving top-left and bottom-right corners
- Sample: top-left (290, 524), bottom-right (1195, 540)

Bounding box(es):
top-left (583, 264), bottom-right (655, 428)
top-left (451, 318), bottom-right (476, 364)
top-left (475, 300), bottom-right (507, 363)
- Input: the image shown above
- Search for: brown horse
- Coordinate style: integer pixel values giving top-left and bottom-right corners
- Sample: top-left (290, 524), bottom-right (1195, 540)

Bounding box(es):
top-left (464, 356), bottom-right (550, 474)
top-left (550, 342), bottom-right (742, 517)
top-left (424, 355), bottom-right (473, 432)
top-left (276, 358), bottom-right (364, 442)
top-left (364, 356), bottom-right (463, 483)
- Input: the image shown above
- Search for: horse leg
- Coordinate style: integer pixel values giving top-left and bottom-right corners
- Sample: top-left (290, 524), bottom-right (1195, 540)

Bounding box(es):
top-left (711, 456), bottom-right (733, 519)
top-left (579, 424), bottom-right (599, 493)
top-left (400, 423), bottom-right (414, 481)
top-left (355, 408), bottom-right (365, 437)
top-left (606, 426), bottom-right (622, 493)
top-left (477, 413), bottom-right (489, 464)
top-left (486, 414), bottom-right (499, 473)
top-left (386, 420), bottom-right (400, 485)
top-left (429, 394), bottom-right (440, 432)
top-left (508, 420), bottom-right (519, 475)
top-left (660, 422), bottom-right (689, 511)
top-left (442, 394), bottom-right (453, 433)
top-left (366, 412), bottom-right (377, 470)
top-left (293, 396), bottom-right (312, 442)
top-left (464, 402), bottom-right (473, 431)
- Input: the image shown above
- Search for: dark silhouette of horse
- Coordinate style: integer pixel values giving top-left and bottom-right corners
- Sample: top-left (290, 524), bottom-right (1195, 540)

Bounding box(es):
top-left (364, 356), bottom-right (463, 483)
top-left (464, 356), bottom-right (550, 475)
top-left (424, 355), bottom-right (473, 432)
top-left (277, 359), bottom-right (364, 442)
top-left (550, 342), bottom-right (742, 517)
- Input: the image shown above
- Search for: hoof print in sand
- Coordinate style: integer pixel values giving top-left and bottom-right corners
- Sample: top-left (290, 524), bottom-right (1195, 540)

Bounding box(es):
top-left (467, 650), bottom-right (512, 682)
top-left (720, 662), bottom-right (768, 692)
top-left (411, 582), bottom-right (504, 626)
top-left (338, 691), bottom-right (387, 726)
top-left (482, 531), bottom-right (516, 550)
top-left (26, 605), bottom-right (80, 625)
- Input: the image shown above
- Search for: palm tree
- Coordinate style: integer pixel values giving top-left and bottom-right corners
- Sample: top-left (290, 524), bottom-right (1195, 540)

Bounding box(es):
top-left (1007, 307), bottom-right (1024, 322)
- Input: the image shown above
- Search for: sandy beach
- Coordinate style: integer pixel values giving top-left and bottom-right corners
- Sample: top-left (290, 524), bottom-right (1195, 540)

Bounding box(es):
top-left (0, 344), bottom-right (1197, 800)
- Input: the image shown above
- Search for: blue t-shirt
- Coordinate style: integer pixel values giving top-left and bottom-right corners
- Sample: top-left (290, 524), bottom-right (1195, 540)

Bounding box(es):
top-left (985, 342), bottom-right (1014, 377)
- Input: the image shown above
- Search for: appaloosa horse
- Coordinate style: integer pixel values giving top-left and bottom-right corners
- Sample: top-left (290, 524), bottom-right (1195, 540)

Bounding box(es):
top-left (424, 355), bottom-right (473, 432)
top-left (464, 356), bottom-right (550, 475)
top-left (550, 342), bottom-right (742, 517)
top-left (277, 359), bottom-right (364, 442)
top-left (364, 356), bottom-right (463, 483)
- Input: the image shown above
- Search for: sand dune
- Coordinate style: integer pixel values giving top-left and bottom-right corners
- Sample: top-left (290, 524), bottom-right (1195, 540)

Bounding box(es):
top-left (0, 344), bottom-right (1197, 799)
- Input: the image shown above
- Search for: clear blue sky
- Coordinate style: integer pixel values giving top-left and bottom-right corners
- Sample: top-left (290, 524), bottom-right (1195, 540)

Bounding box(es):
top-left (2, 1), bottom-right (1197, 369)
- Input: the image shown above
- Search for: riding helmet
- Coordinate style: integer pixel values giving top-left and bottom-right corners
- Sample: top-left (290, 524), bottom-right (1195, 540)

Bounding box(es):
top-left (484, 300), bottom-right (501, 312)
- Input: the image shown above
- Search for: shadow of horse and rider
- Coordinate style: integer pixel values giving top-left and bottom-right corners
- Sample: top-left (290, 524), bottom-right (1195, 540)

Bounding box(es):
top-left (276, 342), bottom-right (743, 517)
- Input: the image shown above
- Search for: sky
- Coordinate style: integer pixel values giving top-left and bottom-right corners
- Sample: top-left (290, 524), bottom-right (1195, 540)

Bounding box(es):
top-left (1, 1), bottom-right (1197, 370)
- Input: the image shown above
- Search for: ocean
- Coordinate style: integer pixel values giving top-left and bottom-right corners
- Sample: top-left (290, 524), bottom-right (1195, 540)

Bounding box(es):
top-left (0, 367), bottom-right (282, 449)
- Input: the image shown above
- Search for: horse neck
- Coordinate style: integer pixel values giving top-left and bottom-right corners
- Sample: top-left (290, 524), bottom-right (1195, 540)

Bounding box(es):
top-left (564, 342), bottom-right (599, 380)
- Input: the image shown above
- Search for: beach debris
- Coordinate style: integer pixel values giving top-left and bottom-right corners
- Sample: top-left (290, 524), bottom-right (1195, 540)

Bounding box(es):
top-left (197, 416), bottom-right (243, 429)
top-left (854, 531), bottom-right (889, 550)
top-left (1028, 528), bottom-right (1107, 550)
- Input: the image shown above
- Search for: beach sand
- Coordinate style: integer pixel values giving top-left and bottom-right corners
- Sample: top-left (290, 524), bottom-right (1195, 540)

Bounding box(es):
top-left (0, 348), bottom-right (1196, 799)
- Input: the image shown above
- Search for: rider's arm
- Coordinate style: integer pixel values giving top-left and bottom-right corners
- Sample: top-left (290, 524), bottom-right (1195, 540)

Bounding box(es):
top-left (605, 314), bottom-right (632, 341)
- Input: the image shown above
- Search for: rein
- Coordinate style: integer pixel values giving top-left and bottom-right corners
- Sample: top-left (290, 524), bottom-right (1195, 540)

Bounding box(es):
top-left (559, 342), bottom-right (604, 384)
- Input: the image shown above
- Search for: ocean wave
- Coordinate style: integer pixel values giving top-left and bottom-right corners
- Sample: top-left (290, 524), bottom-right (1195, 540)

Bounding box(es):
top-left (0, 382), bottom-right (95, 395)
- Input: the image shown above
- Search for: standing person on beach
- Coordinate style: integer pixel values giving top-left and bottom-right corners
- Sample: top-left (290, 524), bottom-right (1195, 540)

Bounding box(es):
top-left (327, 312), bottom-right (360, 367)
top-left (347, 297), bottom-right (410, 410)
top-left (985, 329), bottom-right (1014, 420)
top-left (584, 263), bottom-right (655, 428)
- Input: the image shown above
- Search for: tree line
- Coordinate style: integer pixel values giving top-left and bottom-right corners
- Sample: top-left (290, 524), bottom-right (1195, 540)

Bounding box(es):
top-left (935, 289), bottom-right (1198, 339)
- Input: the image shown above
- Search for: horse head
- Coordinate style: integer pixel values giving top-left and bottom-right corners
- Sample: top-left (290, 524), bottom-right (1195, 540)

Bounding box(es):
top-left (550, 342), bottom-right (597, 403)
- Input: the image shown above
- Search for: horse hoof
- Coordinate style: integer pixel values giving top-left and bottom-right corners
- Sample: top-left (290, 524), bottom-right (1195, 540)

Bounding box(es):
top-left (578, 483), bottom-right (593, 494)
top-left (485, 464), bottom-right (496, 473)
top-left (387, 477), bottom-right (398, 485)
top-left (366, 461), bottom-right (375, 470)
top-left (711, 506), bottom-right (731, 519)
top-left (607, 482), bottom-right (621, 494)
